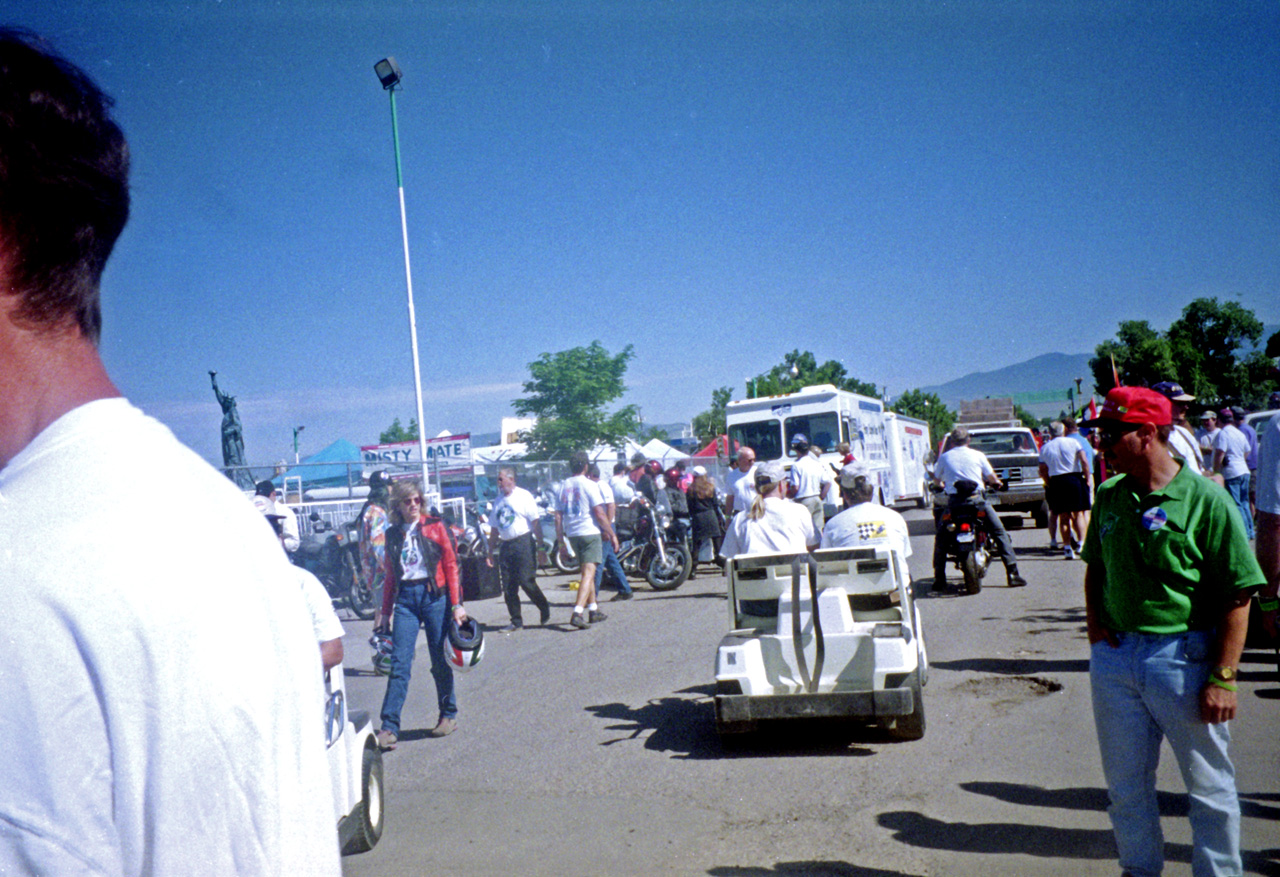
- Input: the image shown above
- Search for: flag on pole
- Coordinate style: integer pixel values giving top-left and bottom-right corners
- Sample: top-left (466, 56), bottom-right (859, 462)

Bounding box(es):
top-left (1088, 396), bottom-right (1099, 421)
top-left (1110, 354), bottom-right (1120, 388)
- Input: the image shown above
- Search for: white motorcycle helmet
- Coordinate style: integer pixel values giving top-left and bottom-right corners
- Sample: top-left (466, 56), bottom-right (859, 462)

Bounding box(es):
top-left (442, 617), bottom-right (485, 672)
top-left (369, 630), bottom-right (394, 676)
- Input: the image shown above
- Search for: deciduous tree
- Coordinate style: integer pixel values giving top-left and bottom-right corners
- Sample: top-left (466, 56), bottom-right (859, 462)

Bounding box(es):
top-left (513, 342), bottom-right (638, 460)
top-left (379, 417), bottom-right (419, 444)
top-left (750, 350), bottom-right (880, 398)
top-left (691, 386), bottom-right (734, 446)
top-left (891, 389), bottom-right (955, 445)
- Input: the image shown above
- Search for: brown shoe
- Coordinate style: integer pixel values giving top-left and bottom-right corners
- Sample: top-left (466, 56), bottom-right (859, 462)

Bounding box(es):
top-left (375, 729), bottom-right (398, 751)
top-left (429, 717), bottom-right (457, 737)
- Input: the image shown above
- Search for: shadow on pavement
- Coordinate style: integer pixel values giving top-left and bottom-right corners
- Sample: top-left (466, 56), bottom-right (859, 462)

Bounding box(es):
top-left (877, 809), bottom-right (1118, 860)
top-left (584, 684), bottom-right (885, 760)
top-left (708, 863), bottom-right (921, 876)
top-left (930, 657), bottom-right (1089, 675)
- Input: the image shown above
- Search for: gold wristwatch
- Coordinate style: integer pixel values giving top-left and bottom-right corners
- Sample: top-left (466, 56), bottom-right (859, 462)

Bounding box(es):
top-left (1211, 665), bottom-right (1237, 683)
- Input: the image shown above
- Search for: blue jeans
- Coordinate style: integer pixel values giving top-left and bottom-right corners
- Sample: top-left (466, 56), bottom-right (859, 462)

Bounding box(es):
top-left (594, 537), bottom-right (631, 595)
top-left (1223, 474), bottom-right (1253, 540)
top-left (380, 580), bottom-right (456, 736)
top-left (1090, 630), bottom-right (1240, 877)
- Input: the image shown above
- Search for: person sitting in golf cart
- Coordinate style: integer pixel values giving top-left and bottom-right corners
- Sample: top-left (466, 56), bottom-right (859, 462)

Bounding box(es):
top-left (820, 462), bottom-right (912, 585)
top-left (720, 461), bottom-right (818, 560)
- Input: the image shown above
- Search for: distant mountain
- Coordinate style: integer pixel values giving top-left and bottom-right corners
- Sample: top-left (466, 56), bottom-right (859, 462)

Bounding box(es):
top-left (918, 353), bottom-right (1095, 410)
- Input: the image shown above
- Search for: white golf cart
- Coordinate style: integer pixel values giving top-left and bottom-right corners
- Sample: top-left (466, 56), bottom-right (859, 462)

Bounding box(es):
top-left (714, 546), bottom-right (927, 740)
top-left (324, 667), bottom-right (384, 854)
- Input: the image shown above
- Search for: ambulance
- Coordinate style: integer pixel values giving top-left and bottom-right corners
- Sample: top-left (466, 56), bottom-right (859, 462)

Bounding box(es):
top-left (726, 384), bottom-right (917, 506)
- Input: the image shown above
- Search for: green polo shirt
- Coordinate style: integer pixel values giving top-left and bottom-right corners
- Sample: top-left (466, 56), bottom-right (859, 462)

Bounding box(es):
top-left (1081, 461), bottom-right (1264, 634)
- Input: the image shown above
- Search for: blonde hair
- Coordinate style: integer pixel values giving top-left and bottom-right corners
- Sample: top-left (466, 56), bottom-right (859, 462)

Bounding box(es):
top-left (748, 479), bottom-right (782, 521)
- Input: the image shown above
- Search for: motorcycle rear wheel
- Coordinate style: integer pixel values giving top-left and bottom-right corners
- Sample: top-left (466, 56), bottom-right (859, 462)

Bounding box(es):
top-left (646, 542), bottom-right (692, 591)
top-left (961, 551), bottom-right (983, 595)
top-left (344, 552), bottom-right (377, 620)
top-left (553, 539), bottom-right (581, 575)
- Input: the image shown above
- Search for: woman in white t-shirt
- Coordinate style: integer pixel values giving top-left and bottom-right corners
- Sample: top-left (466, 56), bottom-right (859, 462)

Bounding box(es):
top-left (720, 461), bottom-right (818, 560)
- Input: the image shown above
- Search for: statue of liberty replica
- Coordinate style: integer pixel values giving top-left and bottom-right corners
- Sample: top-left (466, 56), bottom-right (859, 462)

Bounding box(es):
top-left (210, 371), bottom-right (255, 489)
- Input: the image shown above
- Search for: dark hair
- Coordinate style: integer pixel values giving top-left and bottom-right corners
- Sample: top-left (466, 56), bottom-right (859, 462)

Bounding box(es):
top-left (613, 462), bottom-right (627, 475)
top-left (586, 462), bottom-right (601, 479)
top-left (0, 29), bottom-right (130, 343)
top-left (568, 450), bottom-right (589, 475)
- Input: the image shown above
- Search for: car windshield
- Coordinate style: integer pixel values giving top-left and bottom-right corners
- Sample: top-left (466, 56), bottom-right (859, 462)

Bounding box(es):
top-left (968, 431), bottom-right (1035, 455)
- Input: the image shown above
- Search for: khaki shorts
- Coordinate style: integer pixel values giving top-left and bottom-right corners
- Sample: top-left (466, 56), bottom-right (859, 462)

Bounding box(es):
top-left (568, 534), bottom-right (603, 565)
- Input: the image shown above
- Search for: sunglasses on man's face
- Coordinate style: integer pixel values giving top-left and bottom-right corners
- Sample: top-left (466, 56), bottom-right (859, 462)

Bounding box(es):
top-left (1097, 423), bottom-right (1143, 447)
top-left (402, 496), bottom-right (423, 506)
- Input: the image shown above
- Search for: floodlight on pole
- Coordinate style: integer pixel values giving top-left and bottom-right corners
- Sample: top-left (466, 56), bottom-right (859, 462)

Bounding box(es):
top-left (374, 55), bottom-right (431, 495)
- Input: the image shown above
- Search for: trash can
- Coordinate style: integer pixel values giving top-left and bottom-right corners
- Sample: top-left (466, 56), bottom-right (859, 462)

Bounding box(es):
top-left (460, 553), bottom-right (502, 602)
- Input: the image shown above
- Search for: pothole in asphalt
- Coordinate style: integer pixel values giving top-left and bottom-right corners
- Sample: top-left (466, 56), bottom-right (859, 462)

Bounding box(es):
top-left (955, 675), bottom-right (1063, 702)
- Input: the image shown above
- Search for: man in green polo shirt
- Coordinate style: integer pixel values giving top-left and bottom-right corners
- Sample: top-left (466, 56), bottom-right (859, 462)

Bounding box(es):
top-left (1081, 386), bottom-right (1263, 877)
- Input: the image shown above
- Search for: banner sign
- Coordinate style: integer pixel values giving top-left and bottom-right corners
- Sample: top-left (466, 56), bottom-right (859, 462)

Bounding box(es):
top-left (361, 434), bottom-right (472, 477)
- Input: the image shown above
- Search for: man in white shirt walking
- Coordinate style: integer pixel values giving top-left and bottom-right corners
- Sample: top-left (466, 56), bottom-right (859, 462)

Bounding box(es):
top-left (488, 467), bottom-right (552, 630)
top-left (788, 434), bottom-right (832, 535)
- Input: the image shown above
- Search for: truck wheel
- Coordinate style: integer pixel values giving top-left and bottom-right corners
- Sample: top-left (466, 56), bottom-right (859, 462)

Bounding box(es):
top-left (890, 669), bottom-right (926, 740)
top-left (1033, 502), bottom-right (1049, 529)
top-left (961, 551), bottom-right (982, 595)
top-left (343, 742), bottom-right (384, 854)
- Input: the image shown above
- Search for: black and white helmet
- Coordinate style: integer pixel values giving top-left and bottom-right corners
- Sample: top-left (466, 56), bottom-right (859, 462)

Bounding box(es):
top-left (442, 617), bottom-right (485, 672)
top-left (369, 630), bottom-right (394, 676)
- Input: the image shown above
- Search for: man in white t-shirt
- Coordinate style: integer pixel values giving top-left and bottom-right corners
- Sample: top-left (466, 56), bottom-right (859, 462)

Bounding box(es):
top-left (1213, 408), bottom-right (1255, 539)
top-left (1038, 418), bottom-right (1093, 559)
top-left (1151, 382), bottom-right (1206, 477)
top-left (788, 434), bottom-right (833, 534)
top-left (488, 466), bottom-right (552, 630)
top-left (299, 567), bottom-right (346, 671)
top-left (609, 462), bottom-right (636, 503)
top-left (1196, 411), bottom-right (1221, 471)
top-left (725, 446), bottom-right (757, 517)
top-left (821, 462), bottom-right (912, 585)
top-left (932, 427), bottom-right (1026, 588)
top-left (0, 33), bottom-right (338, 874)
top-left (588, 462), bottom-right (633, 600)
top-left (254, 478), bottom-right (300, 552)
top-left (556, 451), bottom-right (619, 629)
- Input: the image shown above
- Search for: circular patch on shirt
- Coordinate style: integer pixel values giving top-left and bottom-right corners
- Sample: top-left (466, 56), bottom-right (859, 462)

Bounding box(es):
top-left (1141, 507), bottom-right (1168, 531)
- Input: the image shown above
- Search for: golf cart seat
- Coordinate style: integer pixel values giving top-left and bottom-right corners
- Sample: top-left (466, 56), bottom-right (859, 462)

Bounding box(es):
top-left (810, 547), bottom-right (904, 623)
top-left (728, 551), bottom-right (805, 630)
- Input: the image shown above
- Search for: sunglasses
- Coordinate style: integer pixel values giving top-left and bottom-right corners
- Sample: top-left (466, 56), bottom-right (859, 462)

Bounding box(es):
top-left (1097, 423), bottom-right (1142, 447)
top-left (401, 496), bottom-right (423, 506)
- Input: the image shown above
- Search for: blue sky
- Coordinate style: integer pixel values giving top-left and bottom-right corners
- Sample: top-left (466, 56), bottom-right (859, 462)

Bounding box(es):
top-left (13, 1), bottom-right (1279, 465)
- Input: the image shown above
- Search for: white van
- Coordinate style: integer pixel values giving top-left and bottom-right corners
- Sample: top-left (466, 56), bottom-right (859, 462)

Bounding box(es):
top-left (725, 384), bottom-right (903, 503)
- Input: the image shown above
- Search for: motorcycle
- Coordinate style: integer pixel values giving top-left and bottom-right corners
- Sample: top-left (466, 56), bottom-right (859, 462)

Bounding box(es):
top-left (614, 497), bottom-right (692, 591)
top-left (291, 512), bottom-right (378, 619)
top-left (534, 497), bottom-right (579, 575)
top-left (932, 479), bottom-right (995, 595)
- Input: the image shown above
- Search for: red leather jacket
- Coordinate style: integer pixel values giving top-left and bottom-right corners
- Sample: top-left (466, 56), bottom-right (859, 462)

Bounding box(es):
top-left (381, 515), bottom-right (460, 617)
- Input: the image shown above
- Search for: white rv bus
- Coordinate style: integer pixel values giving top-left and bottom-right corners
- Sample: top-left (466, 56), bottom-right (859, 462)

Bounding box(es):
top-left (725, 384), bottom-right (903, 504)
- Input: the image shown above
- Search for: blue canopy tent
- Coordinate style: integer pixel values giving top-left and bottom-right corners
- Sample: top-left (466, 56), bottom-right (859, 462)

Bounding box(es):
top-left (276, 439), bottom-right (365, 491)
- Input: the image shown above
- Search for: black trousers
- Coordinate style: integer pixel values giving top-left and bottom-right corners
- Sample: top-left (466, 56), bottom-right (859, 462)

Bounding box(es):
top-left (499, 532), bottom-right (550, 625)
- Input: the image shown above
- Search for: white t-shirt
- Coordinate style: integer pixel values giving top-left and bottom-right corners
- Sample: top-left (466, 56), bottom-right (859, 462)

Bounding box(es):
top-left (298, 567), bottom-right (345, 643)
top-left (1196, 425), bottom-right (1220, 467)
top-left (490, 485), bottom-right (541, 541)
top-left (608, 473), bottom-right (635, 503)
top-left (1168, 424), bottom-right (1206, 475)
top-left (819, 501), bottom-right (913, 583)
top-left (1213, 425), bottom-right (1251, 480)
top-left (557, 474), bottom-right (602, 537)
top-left (1255, 413), bottom-right (1280, 516)
top-left (720, 496), bottom-right (817, 559)
top-left (727, 465), bottom-right (757, 514)
top-left (0, 399), bottom-right (339, 876)
top-left (934, 445), bottom-right (995, 494)
top-left (1038, 435), bottom-right (1086, 478)
top-left (789, 453), bottom-right (832, 499)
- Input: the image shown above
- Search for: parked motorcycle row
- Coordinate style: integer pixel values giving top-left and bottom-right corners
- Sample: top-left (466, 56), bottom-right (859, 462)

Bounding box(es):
top-left (290, 513), bottom-right (379, 620)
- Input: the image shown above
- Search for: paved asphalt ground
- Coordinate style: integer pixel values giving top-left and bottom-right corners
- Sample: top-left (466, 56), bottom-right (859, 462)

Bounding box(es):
top-left (338, 509), bottom-right (1280, 877)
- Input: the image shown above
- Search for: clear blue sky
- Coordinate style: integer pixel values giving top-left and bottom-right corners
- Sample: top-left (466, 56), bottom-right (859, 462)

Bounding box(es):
top-left (12, 1), bottom-right (1279, 465)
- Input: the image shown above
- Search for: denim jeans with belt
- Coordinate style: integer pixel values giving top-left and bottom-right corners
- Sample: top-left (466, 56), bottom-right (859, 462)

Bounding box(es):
top-left (1090, 629), bottom-right (1240, 877)
top-left (379, 579), bottom-right (456, 736)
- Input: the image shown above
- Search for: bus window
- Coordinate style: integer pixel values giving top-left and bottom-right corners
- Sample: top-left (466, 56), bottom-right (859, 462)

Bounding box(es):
top-left (784, 412), bottom-right (840, 456)
top-left (727, 420), bottom-right (782, 463)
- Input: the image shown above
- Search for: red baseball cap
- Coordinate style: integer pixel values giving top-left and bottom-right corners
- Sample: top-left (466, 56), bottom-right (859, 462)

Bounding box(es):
top-left (1080, 386), bottom-right (1172, 427)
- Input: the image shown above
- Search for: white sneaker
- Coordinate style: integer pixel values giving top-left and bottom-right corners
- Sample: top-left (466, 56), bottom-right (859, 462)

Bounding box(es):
top-left (1064, 546), bottom-right (1075, 560)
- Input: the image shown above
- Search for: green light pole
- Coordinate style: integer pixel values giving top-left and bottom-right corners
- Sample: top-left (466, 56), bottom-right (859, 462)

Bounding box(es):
top-left (374, 56), bottom-right (431, 495)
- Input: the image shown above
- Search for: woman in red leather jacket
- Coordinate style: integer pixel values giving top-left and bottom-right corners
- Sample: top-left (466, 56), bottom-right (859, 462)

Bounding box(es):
top-left (374, 479), bottom-right (467, 750)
